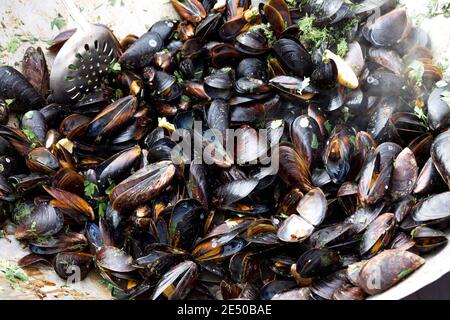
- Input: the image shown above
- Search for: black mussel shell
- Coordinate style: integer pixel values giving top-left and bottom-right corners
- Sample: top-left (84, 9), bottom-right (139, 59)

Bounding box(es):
top-left (54, 252), bottom-right (93, 280)
top-left (15, 203), bottom-right (64, 240)
top-left (296, 248), bottom-right (341, 278)
top-left (149, 19), bottom-right (178, 43)
top-left (119, 32), bottom-right (163, 69)
top-left (431, 131), bottom-right (450, 188)
top-left (273, 38), bottom-right (313, 78)
top-left (411, 226), bottom-right (448, 253)
top-left (411, 192), bottom-right (450, 223)
top-left (0, 66), bottom-right (45, 112)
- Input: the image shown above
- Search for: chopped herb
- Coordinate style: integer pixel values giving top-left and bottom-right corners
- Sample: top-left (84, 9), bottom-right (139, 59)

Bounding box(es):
top-left (298, 16), bottom-right (330, 49)
top-left (440, 90), bottom-right (450, 108)
top-left (14, 202), bottom-right (32, 223)
top-left (6, 37), bottom-right (20, 53)
top-left (181, 95), bottom-right (191, 103)
top-left (0, 261), bottom-right (29, 289)
top-left (84, 180), bottom-right (98, 198)
top-left (397, 268), bottom-right (413, 280)
top-left (324, 120), bottom-right (333, 135)
top-left (408, 60), bottom-right (425, 87)
top-left (414, 106), bottom-right (429, 129)
top-left (4, 99), bottom-right (15, 106)
top-left (337, 38), bottom-right (349, 58)
top-left (98, 202), bottom-right (107, 218)
top-left (21, 127), bottom-right (38, 143)
top-left (105, 182), bottom-right (116, 195)
top-left (173, 70), bottom-right (184, 84)
top-left (349, 135), bottom-right (356, 147)
top-left (311, 133), bottom-right (319, 149)
top-left (109, 61), bottom-right (121, 73)
top-left (51, 14), bottom-right (67, 31)
top-left (0, 230), bottom-right (4, 238)
top-left (285, 0), bottom-right (298, 8)
top-left (342, 106), bottom-right (354, 123)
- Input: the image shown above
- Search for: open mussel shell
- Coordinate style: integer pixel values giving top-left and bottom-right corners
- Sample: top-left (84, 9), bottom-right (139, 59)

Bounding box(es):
top-left (86, 95), bottom-right (138, 143)
top-left (364, 8), bottom-right (410, 47)
top-left (411, 226), bottom-right (448, 254)
top-left (296, 248), bottom-right (341, 279)
top-left (360, 213), bottom-right (396, 258)
top-left (171, 0), bottom-right (206, 23)
top-left (119, 31), bottom-right (163, 69)
top-left (96, 246), bottom-right (136, 273)
top-left (54, 252), bottom-right (93, 280)
top-left (369, 47), bottom-right (404, 76)
top-left (277, 214), bottom-right (315, 243)
top-left (296, 188), bottom-right (327, 227)
top-left (152, 260), bottom-right (199, 300)
top-left (269, 76), bottom-right (319, 100)
top-left (29, 232), bottom-right (87, 255)
top-left (26, 147), bottom-right (60, 174)
top-left (411, 192), bottom-right (450, 223)
top-left (15, 203), bottom-right (64, 240)
top-left (358, 249), bottom-right (424, 295)
top-left (431, 131), bottom-right (450, 188)
top-left (110, 160), bottom-right (176, 212)
top-left (414, 158), bottom-right (447, 196)
top-left (324, 50), bottom-right (359, 89)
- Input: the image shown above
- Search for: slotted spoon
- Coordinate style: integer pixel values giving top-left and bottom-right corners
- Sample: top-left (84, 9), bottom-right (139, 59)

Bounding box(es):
top-left (50, 0), bottom-right (121, 105)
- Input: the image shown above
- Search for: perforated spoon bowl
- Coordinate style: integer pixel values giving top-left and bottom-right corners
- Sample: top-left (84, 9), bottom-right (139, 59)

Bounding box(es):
top-left (50, 0), bottom-right (121, 105)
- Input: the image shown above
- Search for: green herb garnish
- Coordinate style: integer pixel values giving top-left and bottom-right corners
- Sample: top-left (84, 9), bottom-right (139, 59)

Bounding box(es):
top-left (84, 180), bottom-right (98, 198)
top-left (250, 23), bottom-right (275, 46)
top-left (109, 61), bottom-right (122, 73)
top-left (0, 261), bottom-right (29, 289)
top-left (6, 37), bottom-right (20, 53)
top-left (311, 133), bottom-right (319, 150)
top-left (408, 60), bottom-right (425, 87)
top-left (51, 14), bottom-right (67, 31)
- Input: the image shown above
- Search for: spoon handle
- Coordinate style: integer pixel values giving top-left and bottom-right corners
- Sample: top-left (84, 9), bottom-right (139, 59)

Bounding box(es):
top-left (61, 0), bottom-right (90, 31)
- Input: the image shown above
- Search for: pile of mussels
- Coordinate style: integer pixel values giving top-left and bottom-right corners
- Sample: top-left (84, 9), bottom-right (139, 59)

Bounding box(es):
top-left (0, 0), bottom-right (449, 300)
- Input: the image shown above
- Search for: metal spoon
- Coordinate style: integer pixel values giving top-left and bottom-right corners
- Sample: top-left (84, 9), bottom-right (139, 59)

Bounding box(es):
top-left (49, 0), bottom-right (121, 105)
